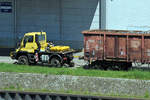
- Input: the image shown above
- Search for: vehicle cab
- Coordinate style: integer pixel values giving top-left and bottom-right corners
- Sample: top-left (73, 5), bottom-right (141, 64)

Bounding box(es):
top-left (17, 32), bottom-right (47, 53)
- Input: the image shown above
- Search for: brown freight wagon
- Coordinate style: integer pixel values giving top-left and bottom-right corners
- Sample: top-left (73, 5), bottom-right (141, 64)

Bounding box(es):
top-left (82, 30), bottom-right (150, 70)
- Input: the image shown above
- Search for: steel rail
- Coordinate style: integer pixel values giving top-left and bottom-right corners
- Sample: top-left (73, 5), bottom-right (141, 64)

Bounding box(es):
top-left (0, 90), bottom-right (145, 100)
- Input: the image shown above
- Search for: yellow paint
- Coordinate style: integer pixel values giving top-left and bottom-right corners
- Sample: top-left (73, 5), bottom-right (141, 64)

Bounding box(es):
top-left (50, 46), bottom-right (70, 52)
top-left (16, 32), bottom-right (47, 53)
top-left (16, 32), bottom-right (70, 53)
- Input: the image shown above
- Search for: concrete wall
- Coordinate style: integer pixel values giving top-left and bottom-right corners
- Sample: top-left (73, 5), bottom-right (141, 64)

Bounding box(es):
top-left (106, 0), bottom-right (150, 31)
top-left (0, 72), bottom-right (150, 97)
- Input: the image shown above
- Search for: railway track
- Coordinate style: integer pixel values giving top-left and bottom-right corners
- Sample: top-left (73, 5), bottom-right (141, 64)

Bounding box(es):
top-left (0, 91), bottom-right (145, 100)
top-left (131, 63), bottom-right (150, 71)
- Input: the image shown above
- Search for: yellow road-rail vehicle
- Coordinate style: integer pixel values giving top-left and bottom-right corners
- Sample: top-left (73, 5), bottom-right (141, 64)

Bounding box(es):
top-left (10, 32), bottom-right (74, 67)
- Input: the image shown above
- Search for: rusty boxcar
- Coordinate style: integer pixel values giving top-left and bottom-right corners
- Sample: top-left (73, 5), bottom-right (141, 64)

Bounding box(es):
top-left (82, 30), bottom-right (150, 70)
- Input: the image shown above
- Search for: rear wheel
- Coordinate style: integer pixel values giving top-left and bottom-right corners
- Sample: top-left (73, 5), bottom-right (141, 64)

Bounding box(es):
top-left (50, 57), bottom-right (61, 67)
top-left (30, 61), bottom-right (37, 65)
top-left (18, 55), bottom-right (29, 65)
top-left (67, 61), bottom-right (74, 67)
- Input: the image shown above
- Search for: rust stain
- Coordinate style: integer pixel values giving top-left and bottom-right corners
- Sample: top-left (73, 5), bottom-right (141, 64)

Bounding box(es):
top-left (86, 41), bottom-right (89, 50)
top-left (131, 40), bottom-right (140, 48)
top-left (95, 45), bottom-right (99, 51)
top-left (147, 49), bottom-right (150, 56)
top-left (88, 39), bottom-right (95, 43)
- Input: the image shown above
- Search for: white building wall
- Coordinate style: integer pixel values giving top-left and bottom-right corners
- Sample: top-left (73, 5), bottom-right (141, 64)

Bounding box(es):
top-left (106, 0), bottom-right (150, 31)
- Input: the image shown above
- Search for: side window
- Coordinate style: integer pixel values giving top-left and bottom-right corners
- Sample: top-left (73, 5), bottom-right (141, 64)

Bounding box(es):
top-left (24, 36), bottom-right (33, 43)
top-left (23, 36), bottom-right (28, 44)
top-left (35, 35), bottom-right (38, 42)
top-left (28, 36), bottom-right (33, 42)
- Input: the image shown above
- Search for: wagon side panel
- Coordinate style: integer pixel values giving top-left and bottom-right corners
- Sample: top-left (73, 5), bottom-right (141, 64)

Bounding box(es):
top-left (96, 34), bottom-right (104, 60)
top-left (105, 35), bottom-right (115, 58)
top-left (144, 36), bottom-right (150, 63)
top-left (84, 34), bottom-right (104, 60)
top-left (117, 36), bottom-right (127, 59)
top-left (105, 35), bottom-right (127, 60)
top-left (128, 36), bottom-right (142, 62)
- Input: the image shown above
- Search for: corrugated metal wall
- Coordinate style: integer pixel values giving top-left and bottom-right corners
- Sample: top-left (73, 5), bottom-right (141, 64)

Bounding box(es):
top-left (0, 0), bottom-right (14, 48)
top-left (60, 0), bottom-right (100, 48)
top-left (16, 0), bottom-right (60, 40)
top-left (62, 0), bottom-right (100, 41)
top-left (0, 0), bottom-right (101, 49)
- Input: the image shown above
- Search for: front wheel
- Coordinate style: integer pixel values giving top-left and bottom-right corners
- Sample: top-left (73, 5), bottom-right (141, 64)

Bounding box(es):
top-left (50, 57), bottom-right (61, 67)
top-left (18, 55), bottom-right (29, 65)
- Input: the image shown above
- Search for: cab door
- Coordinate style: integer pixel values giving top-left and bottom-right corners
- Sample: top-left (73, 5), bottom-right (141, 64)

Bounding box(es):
top-left (20, 35), bottom-right (37, 53)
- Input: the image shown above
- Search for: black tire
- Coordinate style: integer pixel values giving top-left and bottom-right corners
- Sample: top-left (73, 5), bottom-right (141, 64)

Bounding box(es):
top-left (119, 62), bottom-right (132, 71)
top-left (69, 61), bottom-right (74, 67)
top-left (50, 57), bottom-right (61, 67)
top-left (18, 55), bottom-right (29, 65)
top-left (30, 61), bottom-right (37, 65)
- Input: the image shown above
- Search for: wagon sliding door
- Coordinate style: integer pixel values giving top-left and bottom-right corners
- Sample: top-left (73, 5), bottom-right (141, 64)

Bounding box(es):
top-left (105, 35), bottom-right (127, 59)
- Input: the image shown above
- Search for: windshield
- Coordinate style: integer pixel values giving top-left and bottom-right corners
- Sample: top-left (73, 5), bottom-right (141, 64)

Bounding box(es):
top-left (36, 34), bottom-right (45, 42)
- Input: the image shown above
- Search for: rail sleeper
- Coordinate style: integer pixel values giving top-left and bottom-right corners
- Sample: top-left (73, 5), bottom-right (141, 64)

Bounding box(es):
top-left (0, 91), bottom-right (144, 100)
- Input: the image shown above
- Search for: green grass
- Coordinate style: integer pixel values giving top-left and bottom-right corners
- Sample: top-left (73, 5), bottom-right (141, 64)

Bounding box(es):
top-left (0, 63), bottom-right (150, 80)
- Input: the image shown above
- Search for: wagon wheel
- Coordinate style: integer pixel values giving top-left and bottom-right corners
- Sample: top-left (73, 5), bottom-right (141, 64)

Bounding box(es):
top-left (107, 65), bottom-right (114, 70)
top-left (91, 61), bottom-right (102, 69)
top-left (50, 57), bottom-right (61, 67)
top-left (18, 55), bottom-right (29, 65)
top-left (83, 64), bottom-right (90, 69)
top-left (118, 62), bottom-right (132, 71)
top-left (127, 62), bottom-right (132, 70)
top-left (94, 64), bottom-right (105, 70)
top-left (93, 64), bottom-right (99, 69)
top-left (102, 65), bottom-right (108, 70)
top-left (107, 65), bottom-right (120, 70)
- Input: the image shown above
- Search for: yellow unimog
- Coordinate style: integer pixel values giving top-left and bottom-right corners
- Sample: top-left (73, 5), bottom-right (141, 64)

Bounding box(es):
top-left (10, 32), bottom-right (74, 67)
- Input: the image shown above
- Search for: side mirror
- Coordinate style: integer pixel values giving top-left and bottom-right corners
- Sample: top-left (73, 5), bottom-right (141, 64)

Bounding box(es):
top-left (17, 42), bottom-right (21, 48)
top-left (17, 36), bottom-right (23, 47)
